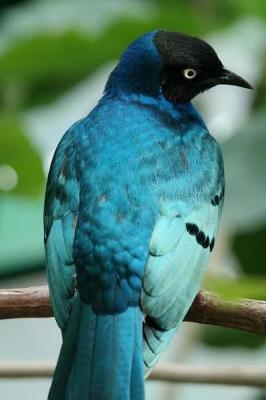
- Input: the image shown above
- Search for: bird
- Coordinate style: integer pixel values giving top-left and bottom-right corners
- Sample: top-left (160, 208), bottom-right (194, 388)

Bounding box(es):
top-left (44, 30), bottom-right (251, 400)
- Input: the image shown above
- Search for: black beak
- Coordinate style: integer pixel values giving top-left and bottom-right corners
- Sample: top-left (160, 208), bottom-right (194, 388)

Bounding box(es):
top-left (219, 68), bottom-right (252, 89)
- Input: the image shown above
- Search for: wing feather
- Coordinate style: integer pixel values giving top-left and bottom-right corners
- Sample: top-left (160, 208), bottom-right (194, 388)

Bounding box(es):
top-left (46, 215), bottom-right (76, 330)
top-left (141, 188), bottom-right (223, 374)
top-left (44, 134), bottom-right (79, 331)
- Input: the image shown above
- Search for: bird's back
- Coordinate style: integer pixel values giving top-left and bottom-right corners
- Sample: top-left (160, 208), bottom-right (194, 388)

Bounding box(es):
top-left (46, 94), bottom-right (223, 317)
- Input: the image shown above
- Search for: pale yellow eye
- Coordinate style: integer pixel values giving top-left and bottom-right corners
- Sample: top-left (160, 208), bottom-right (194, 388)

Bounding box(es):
top-left (182, 68), bottom-right (197, 79)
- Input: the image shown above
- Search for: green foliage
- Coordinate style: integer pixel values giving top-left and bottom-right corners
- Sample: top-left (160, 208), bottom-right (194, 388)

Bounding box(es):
top-left (0, 18), bottom-right (187, 108)
top-left (203, 277), bottom-right (266, 300)
top-left (0, 31), bottom-right (106, 108)
top-left (153, 0), bottom-right (266, 19)
top-left (0, 4), bottom-right (240, 109)
top-left (233, 226), bottom-right (266, 275)
top-left (222, 113), bottom-right (266, 231)
top-left (0, 1), bottom-right (265, 112)
top-left (256, 391), bottom-right (266, 400)
top-left (0, 0), bottom-right (27, 11)
top-left (0, 114), bottom-right (44, 196)
top-left (202, 325), bottom-right (266, 349)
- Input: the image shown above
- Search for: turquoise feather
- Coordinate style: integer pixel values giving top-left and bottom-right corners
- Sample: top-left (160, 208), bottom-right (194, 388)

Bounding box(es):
top-left (142, 197), bottom-right (223, 374)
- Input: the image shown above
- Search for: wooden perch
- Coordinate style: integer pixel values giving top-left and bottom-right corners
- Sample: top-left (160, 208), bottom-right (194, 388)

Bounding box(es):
top-left (0, 286), bottom-right (52, 320)
top-left (149, 363), bottom-right (266, 387)
top-left (0, 361), bottom-right (266, 387)
top-left (184, 290), bottom-right (266, 335)
top-left (0, 285), bottom-right (265, 335)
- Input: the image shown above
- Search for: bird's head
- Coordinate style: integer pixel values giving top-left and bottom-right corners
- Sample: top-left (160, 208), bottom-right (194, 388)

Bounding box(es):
top-left (105, 30), bottom-right (252, 103)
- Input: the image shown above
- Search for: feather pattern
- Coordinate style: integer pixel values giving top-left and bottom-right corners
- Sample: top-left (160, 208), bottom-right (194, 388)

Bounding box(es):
top-left (142, 184), bottom-right (224, 374)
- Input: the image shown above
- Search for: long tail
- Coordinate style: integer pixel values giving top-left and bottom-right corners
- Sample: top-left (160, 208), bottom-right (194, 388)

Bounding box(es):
top-left (48, 296), bottom-right (144, 400)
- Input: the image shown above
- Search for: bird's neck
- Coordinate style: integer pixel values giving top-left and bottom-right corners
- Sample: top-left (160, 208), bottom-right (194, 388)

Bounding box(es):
top-left (105, 32), bottom-right (161, 99)
top-left (108, 91), bottom-right (207, 131)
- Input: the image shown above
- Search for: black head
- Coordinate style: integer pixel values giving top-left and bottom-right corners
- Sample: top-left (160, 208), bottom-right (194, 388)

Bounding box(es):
top-left (154, 30), bottom-right (252, 103)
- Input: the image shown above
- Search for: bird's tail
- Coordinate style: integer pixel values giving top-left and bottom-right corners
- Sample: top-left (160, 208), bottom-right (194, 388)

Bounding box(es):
top-left (48, 296), bottom-right (144, 400)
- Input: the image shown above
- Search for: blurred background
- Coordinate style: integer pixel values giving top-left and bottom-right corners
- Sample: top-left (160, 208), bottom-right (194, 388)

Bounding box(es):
top-left (0, 0), bottom-right (265, 399)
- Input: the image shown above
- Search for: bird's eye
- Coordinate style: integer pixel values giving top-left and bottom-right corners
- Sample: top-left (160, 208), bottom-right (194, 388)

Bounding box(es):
top-left (182, 68), bottom-right (197, 79)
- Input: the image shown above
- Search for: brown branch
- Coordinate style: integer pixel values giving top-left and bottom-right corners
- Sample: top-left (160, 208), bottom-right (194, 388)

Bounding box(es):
top-left (0, 361), bottom-right (266, 387)
top-left (0, 286), bottom-right (51, 320)
top-left (0, 285), bottom-right (266, 335)
top-left (184, 290), bottom-right (266, 335)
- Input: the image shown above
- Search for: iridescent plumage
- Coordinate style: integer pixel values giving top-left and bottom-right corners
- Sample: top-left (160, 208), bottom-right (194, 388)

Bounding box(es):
top-left (44, 30), bottom-right (250, 400)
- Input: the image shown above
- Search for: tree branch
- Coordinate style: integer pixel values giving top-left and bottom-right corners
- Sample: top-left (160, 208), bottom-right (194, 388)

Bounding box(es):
top-left (184, 290), bottom-right (266, 335)
top-left (0, 361), bottom-right (266, 387)
top-left (0, 286), bottom-right (51, 320)
top-left (0, 285), bottom-right (265, 335)
top-left (149, 363), bottom-right (266, 387)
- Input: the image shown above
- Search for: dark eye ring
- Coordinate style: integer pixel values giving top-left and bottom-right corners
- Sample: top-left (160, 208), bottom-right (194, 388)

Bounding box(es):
top-left (182, 68), bottom-right (197, 79)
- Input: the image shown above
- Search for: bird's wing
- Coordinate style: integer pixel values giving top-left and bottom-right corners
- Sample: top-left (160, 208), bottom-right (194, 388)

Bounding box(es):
top-left (44, 133), bottom-right (79, 331)
top-left (141, 185), bottom-right (224, 374)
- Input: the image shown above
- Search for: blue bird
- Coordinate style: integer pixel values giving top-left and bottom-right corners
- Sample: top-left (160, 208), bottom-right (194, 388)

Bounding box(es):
top-left (44, 30), bottom-right (251, 400)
